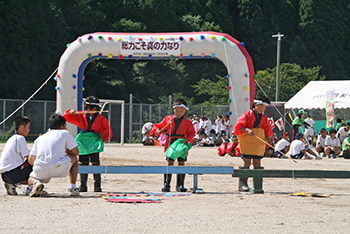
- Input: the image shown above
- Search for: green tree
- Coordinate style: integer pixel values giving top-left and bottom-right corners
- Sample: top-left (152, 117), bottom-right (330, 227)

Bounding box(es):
top-left (255, 63), bottom-right (325, 102)
top-left (298, 0), bottom-right (349, 79)
top-left (192, 75), bottom-right (229, 105)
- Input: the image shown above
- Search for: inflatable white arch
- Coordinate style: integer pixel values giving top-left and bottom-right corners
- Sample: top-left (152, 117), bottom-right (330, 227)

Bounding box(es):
top-left (57, 31), bottom-right (255, 135)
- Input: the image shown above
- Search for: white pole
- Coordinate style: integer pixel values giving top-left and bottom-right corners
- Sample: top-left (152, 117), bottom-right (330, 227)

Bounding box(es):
top-left (272, 32), bottom-right (284, 102)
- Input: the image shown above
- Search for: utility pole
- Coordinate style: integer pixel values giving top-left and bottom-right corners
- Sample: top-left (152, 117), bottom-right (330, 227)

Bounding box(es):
top-left (272, 32), bottom-right (284, 102)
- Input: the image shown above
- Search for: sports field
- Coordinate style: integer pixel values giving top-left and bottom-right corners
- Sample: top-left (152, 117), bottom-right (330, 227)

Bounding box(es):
top-left (1, 144), bottom-right (350, 233)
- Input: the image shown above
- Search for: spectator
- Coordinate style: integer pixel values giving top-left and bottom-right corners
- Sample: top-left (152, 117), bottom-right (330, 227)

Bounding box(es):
top-left (141, 122), bottom-right (154, 146)
top-left (193, 131), bottom-right (201, 145)
top-left (274, 132), bottom-right (290, 158)
top-left (292, 110), bottom-right (310, 140)
top-left (304, 116), bottom-right (316, 146)
top-left (325, 128), bottom-right (341, 158)
top-left (289, 133), bottom-right (306, 159)
top-left (336, 122), bottom-right (350, 145)
top-left (342, 131), bottom-right (350, 159)
top-left (316, 128), bottom-right (328, 157)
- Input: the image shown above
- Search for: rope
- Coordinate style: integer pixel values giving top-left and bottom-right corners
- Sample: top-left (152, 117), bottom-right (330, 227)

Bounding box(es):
top-left (255, 79), bottom-right (293, 129)
top-left (254, 135), bottom-right (297, 163)
top-left (0, 67), bottom-right (58, 126)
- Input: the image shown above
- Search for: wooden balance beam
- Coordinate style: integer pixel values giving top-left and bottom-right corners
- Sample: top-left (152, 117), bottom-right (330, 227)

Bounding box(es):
top-left (233, 169), bottom-right (350, 194)
top-left (78, 166), bottom-right (234, 193)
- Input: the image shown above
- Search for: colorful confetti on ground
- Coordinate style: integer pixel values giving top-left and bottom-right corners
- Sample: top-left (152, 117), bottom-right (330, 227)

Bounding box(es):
top-left (100, 192), bottom-right (190, 203)
top-left (288, 192), bottom-right (330, 198)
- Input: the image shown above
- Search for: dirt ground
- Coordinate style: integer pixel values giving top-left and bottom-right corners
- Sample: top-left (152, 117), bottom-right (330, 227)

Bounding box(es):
top-left (1, 143), bottom-right (350, 233)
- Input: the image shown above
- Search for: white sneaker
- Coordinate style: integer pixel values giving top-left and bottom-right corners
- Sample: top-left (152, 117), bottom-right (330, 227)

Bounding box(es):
top-left (315, 156), bottom-right (323, 160)
top-left (68, 187), bottom-right (79, 197)
top-left (25, 186), bottom-right (48, 196)
top-left (30, 180), bottom-right (44, 197)
top-left (4, 183), bottom-right (17, 195)
top-left (304, 155), bottom-right (313, 160)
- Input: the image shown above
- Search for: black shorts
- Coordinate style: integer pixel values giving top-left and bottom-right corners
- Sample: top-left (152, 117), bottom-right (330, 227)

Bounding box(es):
top-left (318, 147), bottom-right (324, 153)
top-left (142, 141), bottom-right (154, 146)
top-left (166, 156), bottom-right (187, 162)
top-left (241, 154), bottom-right (263, 160)
top-left (79, 153), bottom-right (100, 164)
top-left (290, 152), bottom-right (304, 159)
top-left (1, 160), bottom-right (32, 184)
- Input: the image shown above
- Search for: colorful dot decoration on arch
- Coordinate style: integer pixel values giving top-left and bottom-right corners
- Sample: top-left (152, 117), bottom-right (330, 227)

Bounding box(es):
top-left (228, 86), bottom-right (232, 90)
top-left (72, 74), bottom-right (77, 78)
top-left (245, 98), bottom-right (249, 102)
top-left (228, 111), bottom-right (232, 115)
top-left (73, 85), bottom-right (76, 89)
top-left (108, 54), bottom-right (113, 59)
top-left (55, 86), bottom-right (60, 90)
top-left (244, 86), bottom-right (248, 91)
top-left (98, 35), bottom-right (103, 39)
top-left (227, 99), bottom-right (232, 104)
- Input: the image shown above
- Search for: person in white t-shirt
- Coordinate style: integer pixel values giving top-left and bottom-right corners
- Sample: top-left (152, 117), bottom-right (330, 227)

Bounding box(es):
top-left (215, 116), bottom-right (223, 135)
top-left (304, 116), bottom-right (315, 146)
top-left (289, 133), bottom-right (306, 159)
top-left (316, 128), bottom-right (328, 156)
top-left (274, 132), bottom-right (290, 158)
top-left (141, 122), bottom-right (154, 145)
top-left (27, 114), bottom-right (79, 197)
top-left (0, 116), bottom-right (32, 195)
top-left (325, 128), bottom-right (341, 158)
top-left (336, 123), bottom-right (350, 145)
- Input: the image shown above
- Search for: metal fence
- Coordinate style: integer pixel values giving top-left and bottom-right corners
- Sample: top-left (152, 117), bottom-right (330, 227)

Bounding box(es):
top-left (0, 98), bottom-right (229, 143)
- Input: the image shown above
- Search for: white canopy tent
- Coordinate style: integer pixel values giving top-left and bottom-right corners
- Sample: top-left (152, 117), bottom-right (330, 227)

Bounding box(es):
top-left (285, 80), bottom-right (350, 109)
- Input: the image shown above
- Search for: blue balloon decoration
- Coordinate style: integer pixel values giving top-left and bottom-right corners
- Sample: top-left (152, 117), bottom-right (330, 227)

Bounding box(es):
top-left (211, 53), bottom-right (215, 57)
top-left (72, 74), bottom-right (77, 78)
top-left (227, 74), bottom-right (231, 78)
top-left (73, 85), bottom-right (76, 89)
top-left (200, 35), bottom-right (205, 40)
top-left (148, 54), bottom-right (152, 58)
top-left (228, 111), bottom-right (232, 115)
top-left (55, 86), bottom-right (60, 90)
top-left (241, 42), bottom-right (245, 47)
top-left (189, 54), bottom-right (193, 58)
top-left (54, 77), bottom-right (57, 81)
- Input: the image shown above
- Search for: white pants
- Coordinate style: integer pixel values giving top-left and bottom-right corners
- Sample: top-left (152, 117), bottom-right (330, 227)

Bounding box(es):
top-left (30, 156), bottom-right (72, 183)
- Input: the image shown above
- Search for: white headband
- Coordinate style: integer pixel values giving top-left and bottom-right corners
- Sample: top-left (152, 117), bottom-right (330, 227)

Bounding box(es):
top-left (254, 99), bottom-right (269, 106)
top-left (85, 102), bottom-right (102, 107)
top-left (173, 104), bottom-right (189, 110)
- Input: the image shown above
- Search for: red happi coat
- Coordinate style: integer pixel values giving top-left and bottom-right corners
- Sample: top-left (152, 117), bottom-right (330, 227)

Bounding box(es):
top-left (151, 115), bottom-right (195, 152)
top-left (234, 109), bottom-right (273, 138)
top-left (63, 110), bottom-right (113, 142)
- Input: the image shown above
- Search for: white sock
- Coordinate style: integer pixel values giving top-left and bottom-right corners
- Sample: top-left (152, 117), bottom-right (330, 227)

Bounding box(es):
top-left (69, 184), bottom-right (76, 189)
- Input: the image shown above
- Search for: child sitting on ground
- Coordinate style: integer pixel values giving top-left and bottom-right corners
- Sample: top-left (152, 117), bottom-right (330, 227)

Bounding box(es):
top-left (289, 133), bottom-right (306, 159)
top-left (27, 114), bottom-right (80, 197)
top-left (274, 132), bottom-right (290, 158)
top-left (342, 131), bottom-right (350, 159)
top-left (0, 116), bottom-right (34, 195)
top-left (325, 128), bottom-right (341, 158)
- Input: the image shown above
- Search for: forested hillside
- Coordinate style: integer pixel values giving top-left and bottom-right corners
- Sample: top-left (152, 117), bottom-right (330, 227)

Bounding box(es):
top-left (0, 0), bottom-right (349, 103)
